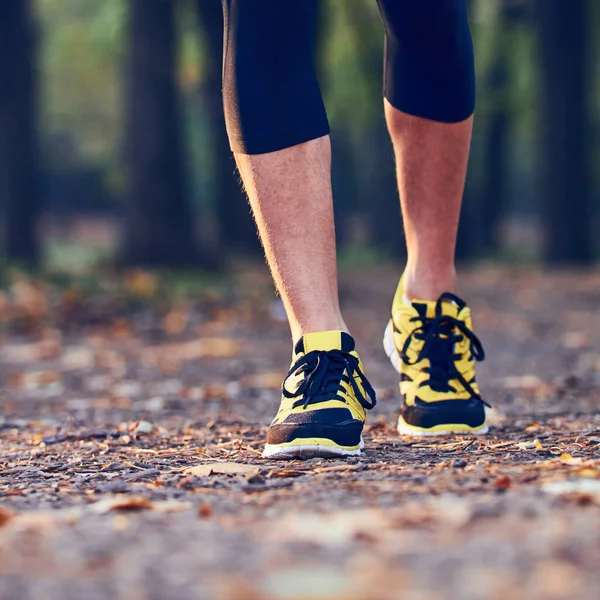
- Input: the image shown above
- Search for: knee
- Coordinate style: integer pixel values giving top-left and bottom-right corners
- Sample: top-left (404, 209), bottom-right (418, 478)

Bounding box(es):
top-left (384, 100), bottom-right (408, 141)
top-left (222, 1), bottom-right (329, 154)
top-left (381, 0), bottom-right (476, 122)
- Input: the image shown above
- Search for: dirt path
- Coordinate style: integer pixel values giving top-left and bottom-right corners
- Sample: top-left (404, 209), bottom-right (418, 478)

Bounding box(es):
top-left (1, 267), bottom-right (600, 599)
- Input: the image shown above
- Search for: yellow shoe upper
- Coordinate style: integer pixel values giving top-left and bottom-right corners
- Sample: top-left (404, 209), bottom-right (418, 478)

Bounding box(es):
top-left (391, 289), bottom-right (488, 408)
top-left (267, 331), bottom-right (376, 448)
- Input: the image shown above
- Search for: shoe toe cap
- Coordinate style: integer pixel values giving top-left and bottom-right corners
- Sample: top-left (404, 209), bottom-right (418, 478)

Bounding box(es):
top-left (267, 408), bottom-right (363, 446)
top-left (402, 397), bottom-right (486, 429)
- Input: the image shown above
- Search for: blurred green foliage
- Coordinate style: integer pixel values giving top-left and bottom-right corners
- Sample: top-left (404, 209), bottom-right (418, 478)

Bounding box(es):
top-left (37, 0), bottom-right (542, 203)
top-left (32, 0), bottom-right (600, 267)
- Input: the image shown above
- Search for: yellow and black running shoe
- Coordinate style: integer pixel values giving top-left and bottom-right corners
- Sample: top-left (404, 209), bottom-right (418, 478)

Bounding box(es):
top-left (383, 282), bottom-right (490, 436)
top-left (263, 330), bottom-right (376, 459)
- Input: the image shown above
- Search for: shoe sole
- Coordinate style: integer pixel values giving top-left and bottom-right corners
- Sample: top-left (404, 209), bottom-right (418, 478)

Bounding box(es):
top-left (263, 437), bottom-right (364, 460)
top-left (397, 416), bottom-right (488, 436)
top-left (384, 321), bottom-right (489, 437)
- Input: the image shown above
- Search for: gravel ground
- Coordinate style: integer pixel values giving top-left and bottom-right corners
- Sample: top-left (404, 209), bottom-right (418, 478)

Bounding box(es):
top-left (1, 267), bottom-right (600, 599)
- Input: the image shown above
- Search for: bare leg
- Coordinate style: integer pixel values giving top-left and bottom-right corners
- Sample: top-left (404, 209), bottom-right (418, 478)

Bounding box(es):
top-left (235, 136), bottom-right (346, 343)
top-left (386, 100), bottom-right (473, 300)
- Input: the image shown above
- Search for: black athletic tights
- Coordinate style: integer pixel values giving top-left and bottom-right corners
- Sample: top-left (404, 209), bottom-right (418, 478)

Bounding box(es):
top-left (222, 0), bottom-right (475, 155)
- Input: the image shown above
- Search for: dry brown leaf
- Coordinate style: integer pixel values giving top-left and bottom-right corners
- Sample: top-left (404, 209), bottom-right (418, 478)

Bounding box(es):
top-left (92, 496), bottom-right (154, 514)
top-left (185, 462), bottom-right (260, 477)
top-left (314, 465), bottom-right (360, 474)
top-left (269, 469), bottom-right (307, 479)
top-left (494, 475), bottom-right (512, 490)
top-left (543, 479), bottom-right (600, 502)
top-left (204, 383), bottom-right (229, 399)
top-left (574, 467), bottom-right (600, 479)
top-left (198, 501), bottom-right (212, 519)
top-left (367, 421), bottom-right (389, 433)
top-left (0, 507), bottom-right (14, 527)
top-left (524, 422), bottom-right (542, 433)
top-left (560, 453), bottom-right (583, 466)
top-left (571, 492), bottom-right (596, 506)
top-left (516, 441), bottom-right (536, 450)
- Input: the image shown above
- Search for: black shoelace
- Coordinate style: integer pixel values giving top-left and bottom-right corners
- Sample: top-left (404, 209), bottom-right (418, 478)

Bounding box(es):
top-left (399, 292), bottom-right (491, 407)
top-left (283, 349), bottom-right (377, 410)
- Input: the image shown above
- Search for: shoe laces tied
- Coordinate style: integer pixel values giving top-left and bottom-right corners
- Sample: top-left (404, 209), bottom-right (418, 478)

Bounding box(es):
top-left (400, 292), bottom-right (491, 407)
top-left (283, 349), bottom-right (377, 410)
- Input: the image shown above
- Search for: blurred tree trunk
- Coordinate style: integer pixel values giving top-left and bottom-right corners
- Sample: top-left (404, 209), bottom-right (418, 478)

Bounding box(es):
top-left (343, 1), bottom-right (405, 258)
top-left (122, 0), bottom-right (199, 267)
top-left (0, 0), bottom-right (40, 264)
top-left (456, 0), bottom-right (479, 262)
top-left (480, 1), bottom-right (511, 256)
top-left (194, 0), bottom-right (260, 257)
top-left (456, 168), bottom-right (479, 262)
top-left (363, 123), bottom-right (404, 258)
top-left (537, 0), bottom-right (592, 264)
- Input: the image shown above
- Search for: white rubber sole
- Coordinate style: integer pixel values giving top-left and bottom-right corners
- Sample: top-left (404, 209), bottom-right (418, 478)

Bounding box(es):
top-left (397, 416), bottom-right (489, 437)
top-left (383, 320), bottom-right (402, 374)
top-left (263, 438), bottom-right (364, 460)
top-left (384, 321), bottom-right (489, 437)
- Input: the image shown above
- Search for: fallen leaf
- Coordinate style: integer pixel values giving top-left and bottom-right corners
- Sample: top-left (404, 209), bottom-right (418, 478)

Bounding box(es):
top-left (185, 462), bottom-right (261, 477)
top-left (524, 423), bottom-right (542, 433)
top-left (198, 502), bottom-right (212, 519)
top-left (534, 439), bottom-right (544, 451)
top-left (494, 475), bottom-right (512, 490)
top-left (560, 453), bottom-right (583, 466)
top-left (517, 441), bottom-right (536, 450)
top-left (91, 496), bottom-right (154, 514)
top-left (269, 469), bottom-right (307, 479)
top-left (0, 507), bottom-right (14, 527)
top-left (204, 383), bottom-right (229, 399)
top-left (366, 421), bottom-right (389, 433)
top-left (574, 467), bottom-right (600, 479)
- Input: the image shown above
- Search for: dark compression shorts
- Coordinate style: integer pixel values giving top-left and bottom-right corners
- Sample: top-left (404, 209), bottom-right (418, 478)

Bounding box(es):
top-left (222, 0), bottom-right (475, 154)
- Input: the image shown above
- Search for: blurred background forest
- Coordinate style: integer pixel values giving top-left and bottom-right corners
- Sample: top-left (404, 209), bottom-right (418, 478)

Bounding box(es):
top-left (0, 0), bottom-right (597, 275)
